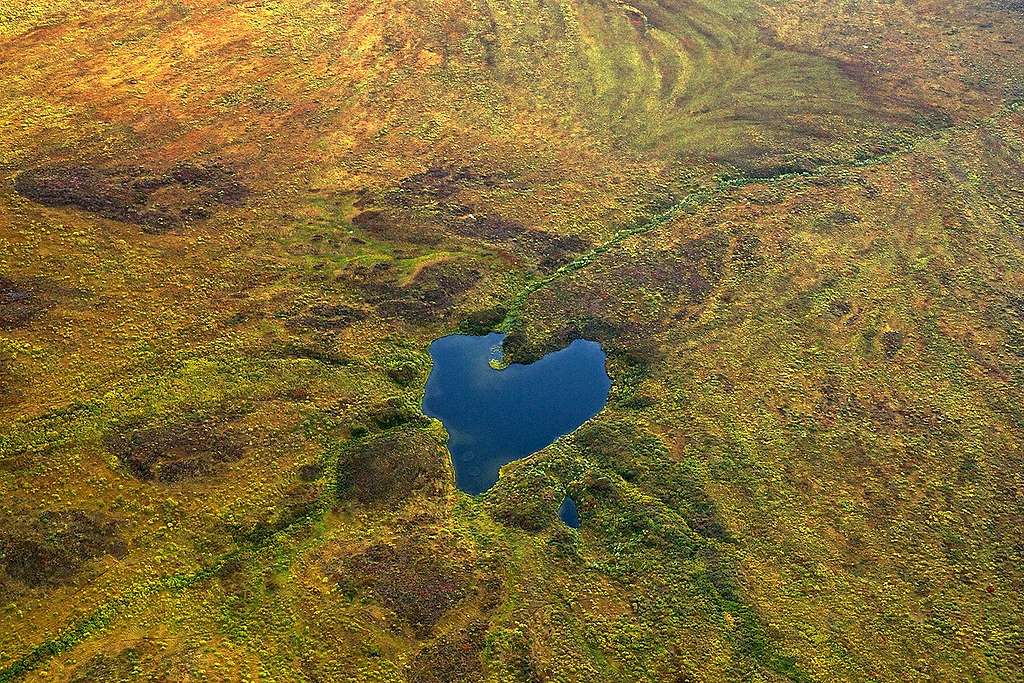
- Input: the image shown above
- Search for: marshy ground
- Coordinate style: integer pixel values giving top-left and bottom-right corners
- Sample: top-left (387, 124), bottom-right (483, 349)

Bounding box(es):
top-left (1, 0), bottom-right (1023, 681)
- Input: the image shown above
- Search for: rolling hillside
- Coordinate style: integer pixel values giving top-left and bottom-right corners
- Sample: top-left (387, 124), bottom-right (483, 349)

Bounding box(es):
top-left (2, 0), bottom-right (1023, 680)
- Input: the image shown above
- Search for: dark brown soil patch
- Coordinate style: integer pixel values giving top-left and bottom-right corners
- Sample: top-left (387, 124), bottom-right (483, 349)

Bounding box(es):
top-left (366, 165), bottom-right (590, 273)
top-left (504, 230), bottom-right (730, 368)
top-left (359, 167), bottom-right (587, 273)
top-left (104, 416), bottom-right (247, 483)
top-left (0, 510), bottom-right (126, 587)
top-left (337, 542), bottom-right (470, 636)
top-left (881, 330), bottom-right (905, 357)
top-left (447, 211), bottom-right (526, 241)
top-left (337, 428), bottom-right (448, 504)
top-left (829, 300), bottom-right (852, 317)
top-left (0, 275), bottom-right (49, 330)
top-left (298, 462), bottom-right (324, 481)
top-left (735, 159), bottom-right (818, 180)
top-left (14, 161), bottom-right (247, 233)
top-left (341, 256), bottom-right (482, 325)
top-left (371, 261), bottom-right (483, 324)
top-left (271, 340), bottom-right (352, 367)
top-left (68, 641), bottom-right (198, 683)
top-left (730, 232), bottom-right (763, 272)
top-left (391, 166), bottom-right (511, 207)
top-left (445, 213), bottom-right (589, 269)
top-left (168, 163), bottom-right (248, 204)
top-left (407, 260), bottom-right (483, 296)
top-left (521, 230), bottom-right (590, 271)
top-left (284, 302), bottom-right (369, 332)
top-left (675, 231), bottom-right (730, 302)
top-left (537, 230), bottom-right (728, 342)
top-left (350, 208), bottom-right (442, 245)
top-left (0, 449), bottom-right (33, 473)
top-left (409, 621), bottom-right (488, 683)
top-left (352, 209), bottom-right (397, 238)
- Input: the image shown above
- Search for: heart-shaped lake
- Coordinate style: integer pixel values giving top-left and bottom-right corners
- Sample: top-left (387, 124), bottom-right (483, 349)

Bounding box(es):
top-left (423, 332), bottom-right (611, 495)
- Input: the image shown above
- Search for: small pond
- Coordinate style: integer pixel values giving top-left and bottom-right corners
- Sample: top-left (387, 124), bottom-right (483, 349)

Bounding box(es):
top-left (422, 332), bottom-right (611, 496)
top-left (558, 496), bottom-right (580, 528)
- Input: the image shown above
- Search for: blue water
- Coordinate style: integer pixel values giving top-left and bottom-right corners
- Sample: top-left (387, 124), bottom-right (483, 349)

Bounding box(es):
top-left (559, 496), bottom-right (580, 528)
top-left (422, 333), bottom-right (611, 495)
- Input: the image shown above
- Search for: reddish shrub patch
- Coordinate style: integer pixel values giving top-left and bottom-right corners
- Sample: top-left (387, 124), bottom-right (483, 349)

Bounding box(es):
top-left (409, 621), bottom-right (488, 683)
top-left (337, 542), bottom-right (470, 636)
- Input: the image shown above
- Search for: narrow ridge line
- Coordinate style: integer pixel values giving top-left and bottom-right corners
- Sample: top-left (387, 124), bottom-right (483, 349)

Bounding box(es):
top-left (498, 102), bottom-right (1020, 330)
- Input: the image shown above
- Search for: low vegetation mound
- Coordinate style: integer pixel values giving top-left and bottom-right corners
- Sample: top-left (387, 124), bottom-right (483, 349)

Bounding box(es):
top-left (14, 162), bottom-right (247, 233)
top-left (0, 275), bottom-right (49, 331)
top-left (0, 510), bottom-right (125, 587)
top-left (336, 542), bottom-right (470, 637)
top-left (336, 427), bottom-right (448, 503)
top-left (103, 415), bottom-right (247, 483)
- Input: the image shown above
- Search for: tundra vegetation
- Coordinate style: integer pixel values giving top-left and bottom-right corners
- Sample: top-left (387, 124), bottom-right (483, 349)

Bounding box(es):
top-left (1, 0), bottom-right (1023, 681)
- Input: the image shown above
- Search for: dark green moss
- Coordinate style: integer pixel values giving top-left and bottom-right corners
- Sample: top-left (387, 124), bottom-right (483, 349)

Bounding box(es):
top-left (460, 306), bottom-right (509, 335)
